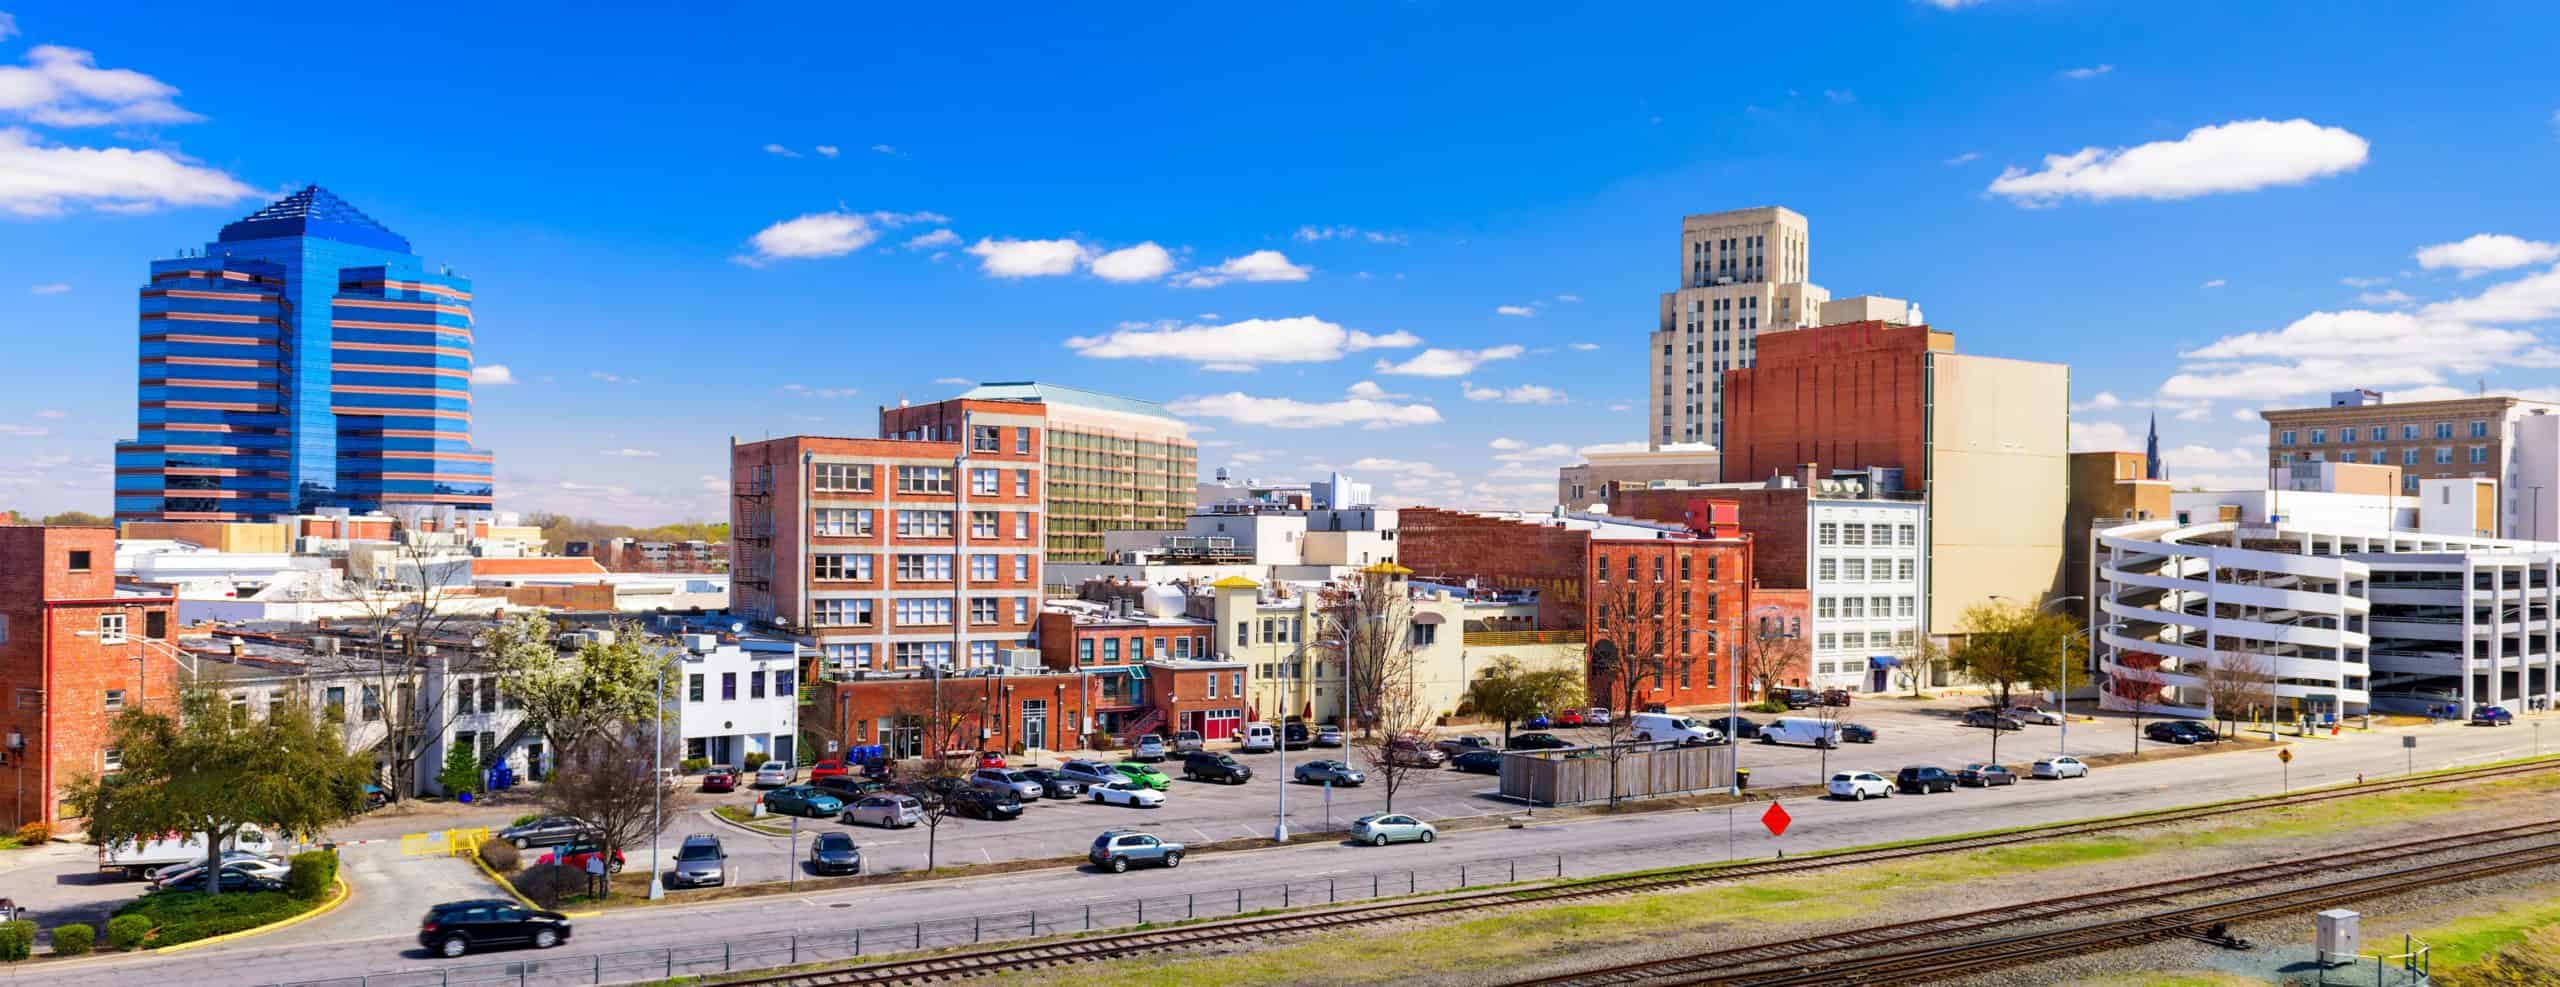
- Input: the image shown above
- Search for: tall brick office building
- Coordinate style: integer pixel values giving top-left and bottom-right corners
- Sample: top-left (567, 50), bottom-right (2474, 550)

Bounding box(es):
top-left (1397, 507), bottom-right (1754, 709)
top-left (0, 526), bottom-right (179, 828)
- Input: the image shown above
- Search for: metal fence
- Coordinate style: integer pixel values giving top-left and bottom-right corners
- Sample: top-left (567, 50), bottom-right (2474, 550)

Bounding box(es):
top-left (263, 851), bottom-right (1566, 987)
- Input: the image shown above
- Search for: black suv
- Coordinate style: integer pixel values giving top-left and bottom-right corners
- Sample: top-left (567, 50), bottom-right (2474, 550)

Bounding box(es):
top-left (1507, 732), bottom-right (1573, 751)
top-left (1895, 766), bottom-right (1959, 794)
top-left (947, 787), bottom-right (1024, 821)
top-left (1776, 688), bottom-right (1819, 710)
top-left (1181, 751), bottom-right (1253, 784)
top-left (1282, 721), bottom-right (1311, 750)
top-left (419, 899), bottom-right (572, 958)
top-left (2146, 720), bottom-right (2219, 745)
top-left (1451, 749), bottom-right (1503, 774)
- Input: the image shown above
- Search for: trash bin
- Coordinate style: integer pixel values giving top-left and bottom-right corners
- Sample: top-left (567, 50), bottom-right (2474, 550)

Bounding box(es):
top-left (1735, 768), bottom-right (1751, 790)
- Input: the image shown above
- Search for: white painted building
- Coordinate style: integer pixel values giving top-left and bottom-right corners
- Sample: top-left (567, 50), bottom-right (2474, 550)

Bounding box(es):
top-left (1807, 491), bottom-right (1929, 692)
top-left (674, 634), bottom-right (802, 768)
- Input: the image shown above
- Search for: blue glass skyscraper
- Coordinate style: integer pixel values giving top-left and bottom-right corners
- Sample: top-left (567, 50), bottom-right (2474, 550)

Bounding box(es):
top-left (114, 186), bottom-right (496, 521)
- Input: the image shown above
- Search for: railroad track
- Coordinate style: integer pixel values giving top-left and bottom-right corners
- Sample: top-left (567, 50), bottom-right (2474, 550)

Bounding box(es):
top-left (719, 755), bottom-right (2560, 986)
top-left (1511, 815), bottom-right (2560, 986)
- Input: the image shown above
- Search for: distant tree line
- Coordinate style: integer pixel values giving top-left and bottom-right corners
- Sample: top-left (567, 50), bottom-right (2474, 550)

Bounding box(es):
top-left (524, 512), bottom-right (729, 552)
top-left (1, 509), bottom-right (111, 526)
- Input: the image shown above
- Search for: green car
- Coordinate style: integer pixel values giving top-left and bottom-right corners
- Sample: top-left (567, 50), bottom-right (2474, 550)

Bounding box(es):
top-left (1111, 762), bottom-right (1173, 791)
top-left (764, 784), bottom-right (845, 818)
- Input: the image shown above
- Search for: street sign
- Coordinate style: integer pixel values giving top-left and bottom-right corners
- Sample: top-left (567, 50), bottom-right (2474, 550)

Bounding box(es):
top-left (2278, 747), bottom-right (2293, 763)
top-left (1761, 802), bottom-right (1792, 838)
top-left (2402, 736), bottom-right (2418, 749)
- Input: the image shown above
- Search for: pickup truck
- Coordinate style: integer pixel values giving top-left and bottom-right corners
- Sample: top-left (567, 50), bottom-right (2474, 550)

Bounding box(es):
top-left (100, 826), bottom-right (275, 880)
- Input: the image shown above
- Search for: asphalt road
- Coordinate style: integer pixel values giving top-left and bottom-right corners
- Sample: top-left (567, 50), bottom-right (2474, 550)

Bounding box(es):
top-left (29, 710), bottom-right (2552, 987)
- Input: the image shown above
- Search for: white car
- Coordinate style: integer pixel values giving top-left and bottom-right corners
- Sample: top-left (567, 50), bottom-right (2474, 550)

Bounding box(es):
top-left (2031, 755), bottom-right (2090, 779)
top-left (2008, 706), bottom-right (2065, 726)
top-left (1584, 707), bottom-right (1614, 726)
top-left (149, 856), bottom-right (291, 890)
top-left (1827, 771), bottom-right (1894, 801)
top-left (753, 761), bottom-right (794, 787)
top-left (1090, 779), bottom-right (1165, 808)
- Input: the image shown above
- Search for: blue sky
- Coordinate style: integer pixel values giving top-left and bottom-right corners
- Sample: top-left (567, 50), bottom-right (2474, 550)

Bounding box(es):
top-left (4, 2), bottom-right (2559, 523)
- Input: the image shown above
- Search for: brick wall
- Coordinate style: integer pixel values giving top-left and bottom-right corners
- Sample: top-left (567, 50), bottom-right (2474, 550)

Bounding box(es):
top-left (806, 673), bottom-right (1100, 757)
top-left (1397, 508), bottom-right (1592, 629)
top-left (1723, 321), bottom-right (1936, 485)
top-left (0, 526), bottom-right (178, 826)
top-left (1611, 487), bottom-right (1809, 589)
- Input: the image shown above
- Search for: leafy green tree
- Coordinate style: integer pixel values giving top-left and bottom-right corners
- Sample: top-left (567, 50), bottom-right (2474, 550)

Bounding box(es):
top-left (1947, 602), bottom-right (2088, 763)
top-left (1465, 657), bottom-right (1585, 742)
top-left (63, 687), bottom-right (370, 895)
top-left (482, 615), bottom-right (675, 752)
top-left (437, 743), bottom-right (481, 797)
top-left (37, 511), bottom-right (111, 527)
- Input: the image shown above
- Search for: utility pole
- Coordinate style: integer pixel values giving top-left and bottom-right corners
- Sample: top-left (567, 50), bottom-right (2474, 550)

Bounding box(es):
top-left (648, 654), bottom-right (667, 900)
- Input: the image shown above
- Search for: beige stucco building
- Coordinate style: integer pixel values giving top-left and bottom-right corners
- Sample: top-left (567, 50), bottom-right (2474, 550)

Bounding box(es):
top-left (1557, 445), bottom-right (1722, 511)
top-left (1206, 570), bottom-right (1577, 726)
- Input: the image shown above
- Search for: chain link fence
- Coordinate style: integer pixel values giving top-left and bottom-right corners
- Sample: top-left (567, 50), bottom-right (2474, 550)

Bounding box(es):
top-left (263, 851), bottom-right (1566, 987)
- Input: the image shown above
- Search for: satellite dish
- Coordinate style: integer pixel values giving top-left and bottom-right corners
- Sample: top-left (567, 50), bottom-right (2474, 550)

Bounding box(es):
top-left (730, 621), bottom-right (746, 634)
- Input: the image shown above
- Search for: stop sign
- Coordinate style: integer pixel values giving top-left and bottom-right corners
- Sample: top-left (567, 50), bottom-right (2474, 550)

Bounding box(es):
top-left (1761, 802), bottom-right (1792, 837)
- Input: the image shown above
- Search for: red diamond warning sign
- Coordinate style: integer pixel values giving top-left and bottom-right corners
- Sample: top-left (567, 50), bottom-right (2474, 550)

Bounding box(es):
top-left (1762, 802), bottom-right (1792, 838)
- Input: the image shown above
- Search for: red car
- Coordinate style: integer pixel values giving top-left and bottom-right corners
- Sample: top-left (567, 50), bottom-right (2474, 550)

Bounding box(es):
top-left (538, 845), bottom-right (626, 873)
top-left (700, 767), bottom-right (738, 793)
top-left (1554, 708), bottom-right (1586, 728)
top-left (975, 751), bottom-right (1007, 769)
top-left (809, 760), bottom-right (848, 780)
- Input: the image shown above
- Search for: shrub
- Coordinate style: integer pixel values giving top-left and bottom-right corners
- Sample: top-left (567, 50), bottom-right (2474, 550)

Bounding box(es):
top-left (112, 891), bottom-right (307, 947)
top-left (284, 849), bottom-right (339, 900)
top-left (679, 757), bottom-right (709, 774)
top-left (105, 914), bottom-right (151, 951)
top-left (477, 836), bottom-right (521, 872)
top-left (743, 752), bottom-right (770, 770)
top-left (511, 863), bottom-right (586, 909)
top-left (11, 822), bottom-right (49, 846)
top-left (0, 921), bottom-right (31, 961)
top-left (437, 744), bottom-right (481, 797)
top-left (48, 923), bottom-right (92, 956)
top-left (511, 812), bottom-right (541, 827)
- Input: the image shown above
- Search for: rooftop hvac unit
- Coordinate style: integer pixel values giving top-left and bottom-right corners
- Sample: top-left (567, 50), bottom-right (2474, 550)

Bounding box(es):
top-left (1002, 648), bottom-right (1043, 672)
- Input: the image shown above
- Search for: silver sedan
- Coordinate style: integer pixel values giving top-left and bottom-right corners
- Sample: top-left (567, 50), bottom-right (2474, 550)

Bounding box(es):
top-left (1351, 813), bottom-right (1437, 846)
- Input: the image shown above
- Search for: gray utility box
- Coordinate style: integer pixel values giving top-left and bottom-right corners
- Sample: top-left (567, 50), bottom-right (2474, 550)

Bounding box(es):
top-left (2317, 908), bottom-right (2362, 966)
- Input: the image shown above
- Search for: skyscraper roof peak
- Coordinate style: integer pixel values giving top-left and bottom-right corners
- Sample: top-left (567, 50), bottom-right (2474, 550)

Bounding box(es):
top-left (218, 185), bottom-right (413, 253)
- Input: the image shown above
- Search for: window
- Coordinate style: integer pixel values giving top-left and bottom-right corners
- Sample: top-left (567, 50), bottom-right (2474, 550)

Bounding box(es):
top-left (2471, 420), bottom-right (2490, 439)
top-left (103, 689), bottom-right (124, 712)
top-left (1205, 673), bottom-right (1218, 699)
top-left (895, 598), bottom-right (955, 626)
top-left (480, 678), bottom-right (498, 714)
top-left (750, 670), bottom-right (766, 699)
top-left (1015, 512), bottom-right (1030, 539)
top-left (970, 554), bottom-right (998, 580)
top-left (811, 598), bottom-right (874, 626)
top-left (814, 508), bottom-right (873, 536)
top-left (1174, 636), bottom-right (1192, 659)
top-left (774, 669), bottom-right (794, 698)
top-left (971, 511), bottom-right (999, 538)
top-left (1816, 597), bottom-right (1838, 619)
top-left (972, 425), bottom-right (1001, 452)
top-left (1817, 522), bottom-right (1839, 545)
top-left (1078, 639), bottom-right (1094, 663)
top-left (1896, 559), bottom-right (1916, 580)
top-left (1596, 557), bottom-right (1610, 581)
top-left (2309, 429), bottom-right (2325, 444)
top-left (970, 597), bottom-right (999, 624)
top-left (2279, 431), bottom-right (2297, 446)
top-left (1236, 622), bottom-right (1248, 646)
top-left (1015, 470), bottom-right (1031, 496)
top-left (1412, 623), bottom-right (1437, 647)
top-left (813, 554), bottom-right (871, 580)
top-left (897, 466), bottom-right (953, 494)
top-left (893, 642), bottom-right (953, 667)
top-left (688, 673), bottom-right (704, 702)
top-left (1842, 558), bottom-right (1866, 581)
top-left (1104, 638), bottom-right (1121, 663)
top-left (1679, 556), bottom-right (1691, 580)
top-left (98, 612), bottom-right (126, 645)
top-left (1817, 632), bottom-right (1837, 650)
top-left (1014, 598), bottom-right (1029, 623)
top-left (895, 554), bottom-right (953, 580)
top-left (323, 686), bottom-right (346, 718)
top-left (2436, 422), bottom-right (2454, 440)
top-left (1898, 524), bottom-right (1917, 546)
top-left (1016, 427), bottom-right (1032, 454)
top-left (2403, 449), bottom-right (2420, 466)
top-left (1817, 558), bottom-right (1838, 581)
top-left (813, 463), bottom-right (874, 492)
top-left (2338, 427), bottom-right (2357, 442)
top-left (971, 469), bottom-right (1000, 495)
top-left (1014, 555), bottom-right (1029, 581)
top-left (66, 549), bottom-right (94, 573)
top-left (2470, 446), bottom-right (2489, 465)
top-left (102, 747), bottom-right (122, 773)
top-left (968, 641), bottom-right (998, 666)
top-left (1653, 557), bottom-right (1665, 580)
top-left (2437, 447), bottom-right (2454, 465)
top-left (0, 614), bottom-right (7, 645)
top-left (721, 672), bottom-right (737, 700)
top-left (1842, 523), bottom-right (1866, 546)
top-left (1898, 596), bottom-right (1917, 617)
top-left (1842, 597), bottom-right (1865, 619)
top-left (895, 510), bottom-right (953, 538)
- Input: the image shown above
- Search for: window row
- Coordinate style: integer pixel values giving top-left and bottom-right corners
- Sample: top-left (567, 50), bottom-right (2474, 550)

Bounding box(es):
top-left (1816, 522), bottom-right (1919, 547)
top-left (1816, 558), bottom-right (1919, 582)
top-left (2279, 420), bottom-right (2491, 446)
top-left (684, 667), bottom-right (796, 702)
top-left (1813, 595), bottom-right (1918, 620)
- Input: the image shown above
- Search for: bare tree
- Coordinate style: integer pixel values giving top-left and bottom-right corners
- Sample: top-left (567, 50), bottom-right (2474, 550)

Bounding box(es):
top-left (1350, 647), bottom-right (1433, 815)
top-left (343, 532), bottom-right (481, 800)
top-left (1807, 693), bottom-right (1851, 782)
top-left (1735, 623), bottom-right (1812, 710)
top-left (888, 676), bottom-right (980, 872)
top-left (2193, 649), bottom-right (2277, 740)
top-left (1900, 636), bottom-right (1949, 698)
top-left (540, 722), bottom-right (672, 899)
top-left (1319, 565), bottom-right (1418, 737)
top-left (2109, 655), bottom-right (2169, 754)
top-left (1588, 582), bottom-right (1689, 807)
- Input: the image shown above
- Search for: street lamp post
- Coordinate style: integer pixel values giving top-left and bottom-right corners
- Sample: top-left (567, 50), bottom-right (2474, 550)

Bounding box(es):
top-left (1275, 640), bottom-right (1308, 841)
top-left (648, 654), bottom-right (669, 900)
top-left (1744, 605), bottom-right (1784, 796)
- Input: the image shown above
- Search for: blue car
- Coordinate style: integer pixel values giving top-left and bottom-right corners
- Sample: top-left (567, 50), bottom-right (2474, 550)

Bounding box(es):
top-left (1524, 713), bottom-right (1553, 730)
top-left (763, 785), bottom-right (845, 818)
top-left (2473, 705), bottom-right (2515, 726)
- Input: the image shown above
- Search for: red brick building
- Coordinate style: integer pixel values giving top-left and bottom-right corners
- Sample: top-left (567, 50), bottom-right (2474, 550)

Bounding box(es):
top-left (1721, 321), bottom-right (1950, 485)
top-left (0, 525), bottom-right (180, 827)
top-left (804, 672), bottom-right (1100, 758)
top-left (1398, 507), bottom-right (1755, 710)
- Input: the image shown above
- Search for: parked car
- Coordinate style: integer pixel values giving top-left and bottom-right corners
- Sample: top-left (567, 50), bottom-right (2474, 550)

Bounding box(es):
top-left (2032, 755), bottom-right (2090, 779)
top-left (1283, 721), bottom-right (1312, 750)
top-left (1631, 712), bottom-right (1724, 746)
top-left (1524, 713), bottom-right (1554, 730)
top-left (667, 834), bottom-right (725, 889)
top-left (1818, 689), bottom-right (1853, 707)
top-left (1089, 831), bottom-right (1184, 873)
top-left (809, 760), bottom-right (849, 780)
top-left (811, 775), bottom-right (890, 801)
top-left (1240, 722), bottom-right (1278, 753)
top-left (1384, 738), bottom-right (1447, 767)
top-left (807, 832), bottom-right (862, 875)
top-left (1838, 722), bottom-right (1878, 744)
top-left (1452, 749), bottom-right (1503, 774)
top-left (1958, 763), bottom-right (2019, 787)
top-left (1759, 716), bottom-right (1842, 748)
top-left (842, 794), bottom-right (923, 829)
top-left (1554, 708), bottom-right (1586, 728)
top-left (1017, 767), bottom-right (1088, 799)
top-left (971, 768), bottom-right (1047, 801)
top-left (1295, 759), bottom-right (1366, 786)
top-left (2474, 705), bottom-right (2516, 726)
top-left (903, 775), bottom-right (974, 802)
top-left (1132, 734), bottom-right (1170, 763)
top-left (1057, 759), bottom-right (1124, 788)
top-left (1090, 778), bottom-right (1166, 808)
top-left (419, 900), bottom-right (572, 957)
top-left (1894, 766), bottom-right (1959, 794)
top-left (699, 767), bottom-right (738, 793)
top-left (1314, 725), bottom-right (1346, 747)
top-left (1351, 813), bottom-right (1438, 847)
top-left (1712, 715), bottom-right (1763, 740)
top-left (1112, 762), bottom-right (1174, 791)
top-left (535, 843), bottom-right (625, 874)
top-left (2008, 706), bottom-right (2064, 726)
top-left (763, 785), bottom-right (845, 818)
top-left (976, 751), bottom-right (1008, 769)
top-left (1507, 732), bottom-right (1573, 751)
top-left (947, 787), bottom-right (1025, 821)
top-left (753, 761), bottom-right (794, 787)
top-left (1171, 729), bottom-right (1206, 753)
top-left (499, 816), bottom-right (594, 850)
top-left (2145, 720), bottom-right (2219, 745)
top-left (148, 851), bottom-right (274, 884)
top-left (1640, 702), bottom-right (1668, 714)
top-left (152, 860), bottom-right (290, 892)
top-left (1181, 751), bottom-right (1254, 784)
top-left (1585, 706), bottom-right (1615, 725)
top-left (1435, 735), bottom-right (1498, 757)
top-left (1776, 687), bottom-right (1819, 710)
top-left (1962, 709), bottom-right (2026, 731)
top-left (1828, 771), bottom-right (1894, 801)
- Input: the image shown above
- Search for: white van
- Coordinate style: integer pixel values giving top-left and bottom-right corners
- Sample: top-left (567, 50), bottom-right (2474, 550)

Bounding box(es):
top-left (1628, 713), bottom-right (1723, 746)
top-left (1239, 722), bottom-right (1277, 753)
top-left (1760, 716), bottom-right (1842, 749)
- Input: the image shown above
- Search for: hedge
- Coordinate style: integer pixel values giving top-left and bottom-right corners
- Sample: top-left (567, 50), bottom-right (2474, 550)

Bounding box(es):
top-left (11, 822), bottom-right (49, 846)
top-left (112, 891), bottom-right (313, 948)
top-left (477, 836), bottom-right (521, 872)
top-left (0, 921), bottom-right (30, 961)
top-left (284, 850), bottom-right (339, 900)
top-left (48, 923), bottom-right (91, 956)
top-left (105, 914), bottom-right (151, 951)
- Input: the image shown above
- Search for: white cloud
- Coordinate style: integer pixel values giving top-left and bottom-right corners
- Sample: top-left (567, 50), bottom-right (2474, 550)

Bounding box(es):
top-left (2231, 408), bottom-right (2263, 423)
top-left (761, 143), bottom-right (799, 158)
top-left (2061, 64), bottom-right (2114, 79)
top-left (599, 448), bottom-right (659, 458)
top-left (0, 14), bottom-right (15, 42)
top-left (1495, 305), bottom-right (1535, 317)
top-left (2422, 265), bottom-right (2560, 324)
top-left (1345, 380), bottom-right (1406, 400)
top-left (2414, 234), bottom-right (2560, 278)
top-left (871, 144), bottom-right (897, 155)
top-left (0, 127), bottom-right (255, 216)
top-left (1374, 344), bottom-right (1525, 377)
top-left (781, 383), bottom-right (858, 399)
top-left (933, 376), bottom-right (972, 386)
top-left (1606, 402), bottom-right (1633, 413)
top-left (2068, 420), bottom-right (2138, 452)
top-left (1294, 226), bottom-right (1406, 245)
top-left (2159, 267), bottom-right (2560, 402)
top-left (2358, 289), bottom-right (2415, 306)
top-left (470, 364), bottom-right (515, 385)
top-left (1166, 392), bottom-right (1443, 430)
top-left (1492, 443), bottom-right (1574, 463)
top-left (1462, 381), bottom-right (1567, 405)
top-left (0, 423), bottom-right (48, 437)
top-left (1089, 242), bottom-right (1177, 283)
top-left (1569, 342), bottom-right (1600, 351)
top-left (1180, 249), bottom-right (1312, 288)
top-left (0, 45), bottom-right (201, 127)
top-left (29, 282), bottom-right (67, 295)
top-left (968, 237), bottom-right (1090, 278)
top-left (590, 371), bottom-right (632, 384)
top-left (1823, 89), bottom-right (1855, 104)
top-left (1068, 315), bottom-right (1417, 369)
top-left (1578, 441), bottom-right (1648, 456)
top-left (2341, 275), bottom-right (2390, 288)
top-left (2201, 278), bottom-right (2227, 288)
top-left (742, 210), bottom-right (944, 264)
top-left (36, 409), bottom-right (63, 419)
top-left (1556, 294), bottom-right (1582, 303)
top-left (1918, 0), bottom-right (1985, 7)
top-left (2072, 391), bottom-right (2122, 412)
top-left (1488, 437), bottom-right (1525, 451)
top-left (1944, 151), bottom-right (1980, 166)
top-left (903, 229), bottom-right (958, 251)
top-left (815, 145), bottom-right (840, 158)
top-left (2162, 444), bottom-right (2257, 470)
top-left (1988, 119), bottom-right (2369, 205)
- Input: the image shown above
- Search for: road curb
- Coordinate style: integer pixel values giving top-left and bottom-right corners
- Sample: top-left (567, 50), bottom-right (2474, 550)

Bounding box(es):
top-left (705, 806), bottom-right (794, 838)
top-left (155, 875), bottom-right (352, 954)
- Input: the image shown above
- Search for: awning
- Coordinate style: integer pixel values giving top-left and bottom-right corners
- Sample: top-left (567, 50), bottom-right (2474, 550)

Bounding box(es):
top-left (1867, 655), bottom-right (1901, 669)
top-left (1412, 612), bottom-right (1446, 625)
